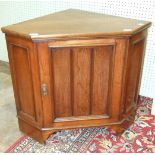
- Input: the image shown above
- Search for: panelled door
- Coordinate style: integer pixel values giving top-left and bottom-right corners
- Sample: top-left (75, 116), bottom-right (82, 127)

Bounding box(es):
top-left (38, 38), bottom-right (126, 127)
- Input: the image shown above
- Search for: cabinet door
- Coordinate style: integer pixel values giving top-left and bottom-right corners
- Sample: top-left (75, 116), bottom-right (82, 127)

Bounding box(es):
top-left (38, 39), bottom-right (126, 127)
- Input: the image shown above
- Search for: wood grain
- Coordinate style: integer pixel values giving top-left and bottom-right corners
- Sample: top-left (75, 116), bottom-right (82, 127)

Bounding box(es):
top-left (6, 35), bottom-right (43, 126)
top-left (91, 46), bottom-right (114, 115)
top-left (51, 48), bottom-right (72, 117)
top-left (73, 47), bottom-right (91, 116)
top-left (1, 9), bottom-right (151, 40)
top-left (12, 45), bottom-right (35, 118)
top-left (125, 39), bottom-right (145, 112)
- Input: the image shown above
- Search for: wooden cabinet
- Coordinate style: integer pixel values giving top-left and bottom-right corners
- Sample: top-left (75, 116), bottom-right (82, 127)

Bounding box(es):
top-left (1, 9), bottom-right (151, 143)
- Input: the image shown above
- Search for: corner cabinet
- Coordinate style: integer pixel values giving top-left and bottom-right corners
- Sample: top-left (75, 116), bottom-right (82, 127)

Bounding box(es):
top-left (2, 9), bottom-right (151, 143)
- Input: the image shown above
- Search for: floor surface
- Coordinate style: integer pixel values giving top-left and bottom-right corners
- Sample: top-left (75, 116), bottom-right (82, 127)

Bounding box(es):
top-left (0, 61), bottom-right (23, 152)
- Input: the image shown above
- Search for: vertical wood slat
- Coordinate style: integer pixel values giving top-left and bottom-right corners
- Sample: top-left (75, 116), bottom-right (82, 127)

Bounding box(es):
top-left (73, 48), bottom-right (91, 116)
top-left (70, 48), bottom-right (74, 116)
top-left (52, 48), bottom-right (72, 117)
top-left (89, 48), bottom-right (94, 115)
top-left (91, 46), bottom-right (114, 115)
top-left (110, 39), bottom-right (126, 119)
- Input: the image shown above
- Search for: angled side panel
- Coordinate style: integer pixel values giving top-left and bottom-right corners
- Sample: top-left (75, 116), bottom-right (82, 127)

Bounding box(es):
top-left (6, 36), bottom-right (43, 126)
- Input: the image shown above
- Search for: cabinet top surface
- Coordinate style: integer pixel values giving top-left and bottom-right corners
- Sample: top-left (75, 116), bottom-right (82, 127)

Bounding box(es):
top-left (2, 9), bottom-right (151, 40)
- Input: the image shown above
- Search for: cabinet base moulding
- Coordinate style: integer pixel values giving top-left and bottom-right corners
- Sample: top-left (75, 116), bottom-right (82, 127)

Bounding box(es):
top-left (18, 105), bottom-right (137, 144)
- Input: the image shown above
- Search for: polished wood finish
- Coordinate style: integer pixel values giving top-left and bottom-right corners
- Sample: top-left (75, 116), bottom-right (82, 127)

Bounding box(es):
top-left (1, 9), bottom-right (151, 40)
top-left (2, 9), bottom-right (151, 143)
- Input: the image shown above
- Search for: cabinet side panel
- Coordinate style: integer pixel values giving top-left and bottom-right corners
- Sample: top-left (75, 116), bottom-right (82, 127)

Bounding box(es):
top-left (125, 39), bottom-right (145, 111)
top-left (91, 46), bottom-right (113, 115)
top-left (11, 45), bottom-right (35, 118)
top-left (6, 36), bottom-right (44, 126)
top-left (73, 48), bottom-right (91, 116)
top-left (134, 40), bottom-right (145, 101)
top-left (52, 48), bottom-right (72, 117)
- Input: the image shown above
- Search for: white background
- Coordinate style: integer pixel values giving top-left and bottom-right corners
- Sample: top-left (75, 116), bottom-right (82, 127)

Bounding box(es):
top-left (0, 0), bottom-right (155, 114)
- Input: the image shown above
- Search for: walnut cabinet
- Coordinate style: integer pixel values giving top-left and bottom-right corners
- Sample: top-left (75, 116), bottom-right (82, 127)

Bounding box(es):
top-left (1, 9), bottom-right (151, 143)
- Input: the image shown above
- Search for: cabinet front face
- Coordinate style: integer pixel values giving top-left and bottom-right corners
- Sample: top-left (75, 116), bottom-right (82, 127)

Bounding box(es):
top-left (40, 38), bottom-right (126, 126)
